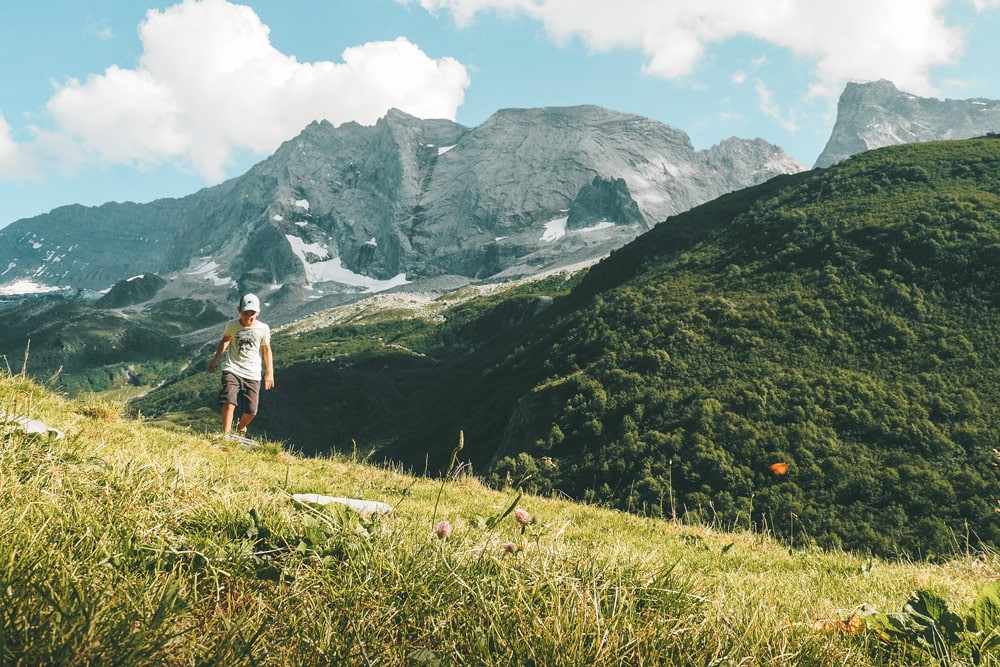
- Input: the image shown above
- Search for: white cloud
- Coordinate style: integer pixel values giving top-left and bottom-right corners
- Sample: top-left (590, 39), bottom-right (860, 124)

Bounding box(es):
top-left (88, 20), bottom-right (114, 41)
top-left (0, 114), bottom-right (39, 180)
top-left (755, 81), bottom-right (797, 132)
top-left (7, 0), bottom-right (470, 184)
top-left (404, 0), bottom-right (970, 98)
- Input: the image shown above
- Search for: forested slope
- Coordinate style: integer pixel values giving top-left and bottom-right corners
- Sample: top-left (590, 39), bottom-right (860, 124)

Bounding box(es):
top-left (504, 137), bottom-right (1000, 556)
top-left (138, 137), bottom-right (1000, 556)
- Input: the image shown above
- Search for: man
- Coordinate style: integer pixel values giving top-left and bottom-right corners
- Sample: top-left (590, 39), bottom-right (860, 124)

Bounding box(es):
top-left (207, 293), bottom-right (274, 436)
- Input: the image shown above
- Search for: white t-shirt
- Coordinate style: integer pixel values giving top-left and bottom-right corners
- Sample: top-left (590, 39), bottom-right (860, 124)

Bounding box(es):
top-left (220, 319), bottom-right (271, 380)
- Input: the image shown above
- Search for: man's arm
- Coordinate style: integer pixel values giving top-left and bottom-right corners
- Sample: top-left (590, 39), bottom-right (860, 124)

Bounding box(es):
top-left (207, 335), bottom-right (232, 373)
top-left (262, 342), bottom-right (274, 390)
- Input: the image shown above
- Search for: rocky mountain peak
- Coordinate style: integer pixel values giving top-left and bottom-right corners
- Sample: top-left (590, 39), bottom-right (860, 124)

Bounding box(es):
top-left (815, 79), bottom-right (1000, 167)
top-left (0, 105), bottom-right (805, 322)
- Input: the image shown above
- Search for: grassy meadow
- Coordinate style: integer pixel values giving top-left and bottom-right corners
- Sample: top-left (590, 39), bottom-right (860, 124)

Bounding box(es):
top-left (125, 139), bottom-right (1000, 561)
top-left (2, 370), bottom-right (1000, 666)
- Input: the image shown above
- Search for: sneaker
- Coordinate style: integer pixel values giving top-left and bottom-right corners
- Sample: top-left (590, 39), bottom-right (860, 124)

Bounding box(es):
top-left (237, 426), bottom-right (248, 436)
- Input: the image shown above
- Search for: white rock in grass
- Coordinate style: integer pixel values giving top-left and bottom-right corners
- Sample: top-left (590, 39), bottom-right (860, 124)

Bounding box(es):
top-left (292, 493), bottom-right (393, 515)
top-left (0, 410), bottom-right (64, 440)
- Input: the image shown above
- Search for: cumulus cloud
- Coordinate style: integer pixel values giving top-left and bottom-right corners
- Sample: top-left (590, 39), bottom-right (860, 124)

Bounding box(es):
top-left (0, 114), bottom-right (39, 180)
top-left (5, 0), bottom-right (469, 183)
top-left (405, 0), bottom-right (970, 98)
top-left (755, 81), bottom-right (798, 132)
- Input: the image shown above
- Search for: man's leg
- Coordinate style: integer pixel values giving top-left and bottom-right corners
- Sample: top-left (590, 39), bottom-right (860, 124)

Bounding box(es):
top-left (218, 372), bottom-right (242, 434)
top-left (235, 378), bottom-right (261, 435)
top-left (221, 402), bottom-right (236, 433)
top-left (236, 412), bottom-right (254, 433)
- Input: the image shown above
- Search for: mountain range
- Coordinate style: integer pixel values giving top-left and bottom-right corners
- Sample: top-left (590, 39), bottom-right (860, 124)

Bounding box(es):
top-left (4, 80), bottom-right (1000, 555)
top-left (815, 79), bottom-right (1000, 167)
top-left (4, 79), bottom-right (998, 323)
top-left (136, 136), bottom-right (1000, 557)
top-left (0, 105), bottom-right (801, 322)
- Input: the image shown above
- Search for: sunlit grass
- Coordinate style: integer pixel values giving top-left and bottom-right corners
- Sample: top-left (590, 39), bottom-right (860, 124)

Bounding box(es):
top-left (0, 371), bottom-right (994, 665)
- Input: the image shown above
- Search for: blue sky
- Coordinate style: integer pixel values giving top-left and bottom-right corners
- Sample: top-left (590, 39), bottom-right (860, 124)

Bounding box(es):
top-left (2, 0), bottom-right (1000, 227)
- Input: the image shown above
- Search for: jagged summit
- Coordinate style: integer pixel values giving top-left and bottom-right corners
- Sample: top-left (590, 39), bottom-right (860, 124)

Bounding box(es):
top-left (815, 79), bottom-right (1000, 167)
top-left (0, 105), bottom-right (804, 321)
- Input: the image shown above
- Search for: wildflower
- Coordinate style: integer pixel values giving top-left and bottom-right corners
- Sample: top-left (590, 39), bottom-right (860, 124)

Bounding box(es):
top-left (513, 507), bottom-right (532, 526)
top-left (503, 541), bottom-right (517, 553)
top-left (435, 520), bottom-right (452, 539)
top-left (811, 613), bottom-right (864, 635)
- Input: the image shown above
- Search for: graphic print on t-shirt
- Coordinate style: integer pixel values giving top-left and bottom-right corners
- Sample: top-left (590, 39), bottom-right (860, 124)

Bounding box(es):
top-left (234, 329), bottom-right (258, 357)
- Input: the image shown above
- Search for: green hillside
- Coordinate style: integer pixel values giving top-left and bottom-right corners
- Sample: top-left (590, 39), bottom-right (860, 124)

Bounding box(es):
top-left (6, 371), bottom-right (1000, 666)
top-left (521, 137), bottom-right (1000, 557)
top-left (0, 296), bottom-right (225, 395)
top-left (136, 137), bottom-right (1000, 558)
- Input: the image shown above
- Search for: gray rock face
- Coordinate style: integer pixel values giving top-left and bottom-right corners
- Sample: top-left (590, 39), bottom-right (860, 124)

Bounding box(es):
top-left (0, 105), bottom-right (804, 319)
top-left (815, 80), bottom-right (1000, 168)
top-left (96, 273), bottom-right (167, 308)
top-left (567, 177), bottom-right (644, 230)
top-left (0, 199), bottom-right (195, 293)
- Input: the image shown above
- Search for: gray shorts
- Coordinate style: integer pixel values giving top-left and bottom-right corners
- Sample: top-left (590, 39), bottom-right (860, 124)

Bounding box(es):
top-left (219, 372), bottom-right (261, 415)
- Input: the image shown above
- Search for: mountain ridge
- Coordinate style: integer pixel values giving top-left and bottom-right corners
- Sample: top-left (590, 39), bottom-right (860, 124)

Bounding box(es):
top-left (132, 136), bottom-right (1000, 557)
top-left (815, 79), bottom-right (1000, 167)
top-left (0, 105), bottom-right (804, 322)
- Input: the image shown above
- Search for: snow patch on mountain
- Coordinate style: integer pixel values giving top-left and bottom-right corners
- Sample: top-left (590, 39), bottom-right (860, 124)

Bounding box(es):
top-left (0, 279), bottom-right (62, 296)
top-left (285, 235), bottom-right (408, 292)
top-left (185, 259), bottom-right (237, 287)
top-left (540, 218), bottom-right (616, 243)
top-left (541, 218), bottom-right (568, 242)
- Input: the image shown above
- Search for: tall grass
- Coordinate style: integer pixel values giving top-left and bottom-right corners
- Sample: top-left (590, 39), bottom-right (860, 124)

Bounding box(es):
top-left (0, 371), bottom-right (995, 665)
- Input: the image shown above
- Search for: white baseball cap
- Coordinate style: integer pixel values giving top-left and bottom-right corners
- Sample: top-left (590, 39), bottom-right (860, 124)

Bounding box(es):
top-left (239, 293), bottom-right (261, 313)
